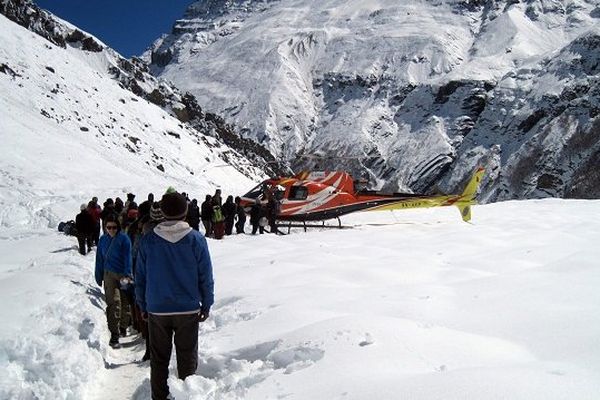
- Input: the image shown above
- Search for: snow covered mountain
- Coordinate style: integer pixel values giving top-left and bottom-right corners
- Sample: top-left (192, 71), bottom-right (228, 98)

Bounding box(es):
top-left (148, 0), bottom-right (600, 201)
top-left (0, 0), bottom-right (281, 190)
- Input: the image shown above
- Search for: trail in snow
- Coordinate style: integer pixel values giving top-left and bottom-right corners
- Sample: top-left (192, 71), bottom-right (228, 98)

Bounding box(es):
top-left (86, 332), bottom-right (149, 400)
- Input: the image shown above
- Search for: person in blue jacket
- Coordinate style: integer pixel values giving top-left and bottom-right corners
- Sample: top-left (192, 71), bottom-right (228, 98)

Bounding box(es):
top-left (135, 191), bottom-right (214, 400)
top-left (95, 214), bottom-right (132, 348)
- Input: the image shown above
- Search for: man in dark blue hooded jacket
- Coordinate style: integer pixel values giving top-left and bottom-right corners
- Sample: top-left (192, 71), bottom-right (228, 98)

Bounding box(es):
top-left (135, 191), bottom-right (214, 400)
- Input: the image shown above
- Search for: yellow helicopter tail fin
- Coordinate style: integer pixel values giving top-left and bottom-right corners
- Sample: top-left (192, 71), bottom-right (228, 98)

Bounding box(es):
top-left (456, 167), bottom-right (485, 222)
top-left (458, 204), bottom-right (472, 222)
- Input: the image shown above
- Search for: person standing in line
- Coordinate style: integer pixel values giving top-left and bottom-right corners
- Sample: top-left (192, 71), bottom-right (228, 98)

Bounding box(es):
top-left (187, 199), bottom-right (201, 231)
top-left (212, 189), bottom-right (222, 207)
top-left (124, 192), bottom-right (137, 211)
top-left (75, 203), bottom-right (94, 255)
top-left (138, 193), bottom-right (155, 217)
top-left (200, 194), bottom-right (213, 237)
top-left (136, 192), bottom-right (214, 400)
top-left (222, 195), bottom-right (236, 235)
top-left (134, 202), bottom-right (164, 362)
top-left (101, 198), bottom-right (116, 232)
top-left (114, 197), bottom-right (124, 215)
top-left (88, 197), bottom-right (102, 246)
top-left (95, 214), bottom-right (132, 348)
top-left (234, 196), bottom-right (246, 234)
top-left (250, 198), bottom-right (265, 235)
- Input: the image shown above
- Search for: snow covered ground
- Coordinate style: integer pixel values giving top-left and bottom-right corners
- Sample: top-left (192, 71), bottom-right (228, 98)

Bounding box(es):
top-left (1, 198), bottom-right (599, 399)
top-left (1, 5), bottom-right (599, 400)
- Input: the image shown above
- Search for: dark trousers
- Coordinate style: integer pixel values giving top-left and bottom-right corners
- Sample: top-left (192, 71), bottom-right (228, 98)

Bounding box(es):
top-left (224, 217), bottom-right (234, 235)
top-left (93, 223), bottom-right (100, 246)
top-left (235, 217), bottom-right (245, 234)
top-left (77, 234), bottom-right (92, 255)
top-left (251, 223), bottom-right (264, 234)
top-left (202, 219), bottom-right (212, 237)
top-left (149, 313), bottom-right (199, 400)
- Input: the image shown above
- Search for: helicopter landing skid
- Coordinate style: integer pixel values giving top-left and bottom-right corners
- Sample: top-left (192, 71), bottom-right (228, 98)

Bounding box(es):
top-left (277, 217), bottom-right (351, 233)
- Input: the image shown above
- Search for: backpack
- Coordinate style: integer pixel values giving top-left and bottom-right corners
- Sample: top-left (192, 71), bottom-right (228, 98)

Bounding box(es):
top-left (60, 220), bottom-right (77, 236)
top-left (212, 205), bottom-right (224, 223)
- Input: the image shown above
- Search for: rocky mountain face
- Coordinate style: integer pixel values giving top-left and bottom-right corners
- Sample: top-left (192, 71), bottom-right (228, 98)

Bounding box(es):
top-left (0, 0), bottom-right (282, 179)
top-left (147, 0), bottom-right (600, 200)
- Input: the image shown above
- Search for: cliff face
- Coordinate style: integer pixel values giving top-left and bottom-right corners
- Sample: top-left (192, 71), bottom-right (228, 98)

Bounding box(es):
top-left (146, 0), bottom-right (600, 200)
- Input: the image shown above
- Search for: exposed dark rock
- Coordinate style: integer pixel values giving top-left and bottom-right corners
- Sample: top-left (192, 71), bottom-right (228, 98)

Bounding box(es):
top-left (463, 90), bottom-right (487, 119)
top-left (172, 106), bottom-right (190, 122)
top-left (0, 0), bottom-right (66, 48)
top-left (0, 63), bottom-right (20, 78)
top-left (128, 79), bottom-right (145, 97)
top-left (565, 150), bottom-right (600, 198)
top-left (81, 37), bottom-right (103, 52)
top-left (147, 89), bottom-right (167, 107)
top-left (151, 49), bottom-right (173, 68)
top-left (519, 109), bottom-right (546, 133)
top-left (65, 30), bottom-right (85, 43)
top-left (536, 173), bottom-right (563, 190)
top-left (435, 80), bottom-right (464, 104)
top-left (180, 93), bottom-right (204, 120)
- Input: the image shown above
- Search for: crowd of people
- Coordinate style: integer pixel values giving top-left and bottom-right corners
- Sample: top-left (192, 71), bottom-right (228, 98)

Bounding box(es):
top-left (75, 189), bottom-right (281, 256)
top-left (71, 187), bottom-right (284, 400)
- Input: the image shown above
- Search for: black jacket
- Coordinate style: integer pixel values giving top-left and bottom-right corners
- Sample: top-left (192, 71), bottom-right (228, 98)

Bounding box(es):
top-left (222, 200), bottom-right (236, 221)
top-left (250, 204), bottom-right (264, 225)
top-left (187, 203), bottom-right (200, 225)
top-left (201, 200), bottom-right (213, 221)
top-left (75, 210), bottom-right (94, 235)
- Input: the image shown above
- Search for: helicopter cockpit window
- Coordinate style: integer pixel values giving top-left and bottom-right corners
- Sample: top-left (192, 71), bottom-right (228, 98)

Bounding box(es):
top-left (289, 186), bottom-right (308, 201)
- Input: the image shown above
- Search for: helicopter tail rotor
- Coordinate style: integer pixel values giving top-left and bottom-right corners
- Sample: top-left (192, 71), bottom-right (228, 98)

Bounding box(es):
top-left (455, 167), bottom-right (485, 222)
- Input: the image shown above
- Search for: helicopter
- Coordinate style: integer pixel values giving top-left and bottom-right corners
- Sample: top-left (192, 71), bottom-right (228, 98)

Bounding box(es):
top-left (239, 167), bottom-right (485, 229)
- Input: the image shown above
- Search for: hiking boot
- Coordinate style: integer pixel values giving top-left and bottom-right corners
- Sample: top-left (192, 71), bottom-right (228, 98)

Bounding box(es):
top-left (109, 333), bottom-right (120, 349)
top-left (119, 327), bottom-right (127, 337)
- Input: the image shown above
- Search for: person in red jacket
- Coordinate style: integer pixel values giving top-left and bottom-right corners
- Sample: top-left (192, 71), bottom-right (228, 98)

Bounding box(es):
top-left (88, 197), bottom-right (102, 246)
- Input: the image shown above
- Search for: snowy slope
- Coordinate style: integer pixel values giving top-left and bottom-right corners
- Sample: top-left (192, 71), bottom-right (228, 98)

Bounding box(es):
top-left (148, 0), bottom-right (600, 200)
top-left (0, 11), bottom-right (262, 223)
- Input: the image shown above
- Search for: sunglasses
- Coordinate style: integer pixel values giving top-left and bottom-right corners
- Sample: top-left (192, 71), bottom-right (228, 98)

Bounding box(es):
top-left (106, 225), bottom-right (118, 230)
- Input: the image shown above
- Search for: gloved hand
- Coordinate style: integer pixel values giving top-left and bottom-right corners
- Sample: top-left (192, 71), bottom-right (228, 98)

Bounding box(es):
top-left (198, 309), bottom-right (210, 322)
top-left (141, 312), bottom-right (148, 321)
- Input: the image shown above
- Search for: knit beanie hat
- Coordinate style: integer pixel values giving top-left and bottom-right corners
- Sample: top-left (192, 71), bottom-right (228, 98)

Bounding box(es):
top-left (160, 192), bottom-right (188, 220)
top-left (150, 202), bottom-right (163, 221)
top-left (80, 203), bottom-right (87, 211)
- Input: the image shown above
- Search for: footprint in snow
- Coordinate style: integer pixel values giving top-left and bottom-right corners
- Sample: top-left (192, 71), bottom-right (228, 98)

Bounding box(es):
top-left (196, 340), bottom-right (325, 394)
top-left (358, 333), bottom-right (374, 347)
top-left (200, 296), bottom-right (262, 332)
